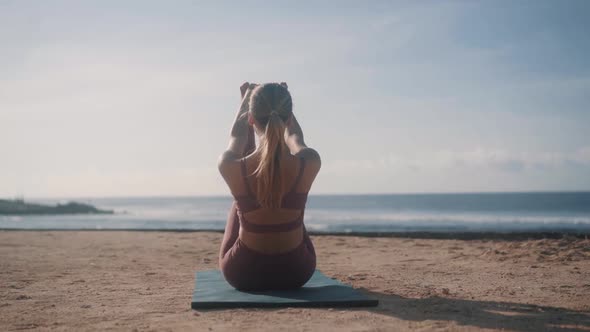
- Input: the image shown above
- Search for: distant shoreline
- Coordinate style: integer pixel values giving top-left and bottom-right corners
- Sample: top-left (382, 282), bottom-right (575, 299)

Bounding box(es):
top-left (1, 229), bottom-right (588, 240)
top-left (0, 199), bottom-right (113, 216)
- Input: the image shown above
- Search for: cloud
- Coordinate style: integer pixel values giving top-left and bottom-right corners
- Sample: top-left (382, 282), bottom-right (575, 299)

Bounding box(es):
top-left (28, 166), bottom-right (225, 198)
top-left (323, 147), bottom-right (590, 175)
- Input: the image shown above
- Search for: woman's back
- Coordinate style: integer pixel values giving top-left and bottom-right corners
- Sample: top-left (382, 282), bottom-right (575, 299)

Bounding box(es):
top-left (232, 153), bottom-right (312, 254)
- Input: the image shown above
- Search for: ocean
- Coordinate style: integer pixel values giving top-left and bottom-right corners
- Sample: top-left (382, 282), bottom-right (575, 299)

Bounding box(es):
top-left (1, 192), bottom-right (590, 234)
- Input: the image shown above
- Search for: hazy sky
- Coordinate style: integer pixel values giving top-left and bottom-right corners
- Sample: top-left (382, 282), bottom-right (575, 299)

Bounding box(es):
top-left (1, 1), bottom-right (589, 198)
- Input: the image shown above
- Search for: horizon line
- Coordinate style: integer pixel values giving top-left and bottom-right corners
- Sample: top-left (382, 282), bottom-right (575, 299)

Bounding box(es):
top-left (4, 189), bottom-right (590, 201)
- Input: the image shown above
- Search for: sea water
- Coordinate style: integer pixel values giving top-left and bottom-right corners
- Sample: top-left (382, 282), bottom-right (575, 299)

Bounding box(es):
top-left (1, 192), bottom-right (590, 233)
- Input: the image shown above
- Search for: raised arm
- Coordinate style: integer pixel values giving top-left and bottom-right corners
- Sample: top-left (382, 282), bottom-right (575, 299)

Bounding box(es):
top-left (284, 113), bottom-right (307, 155)
top-left (285, 113), bottom-right (321, 169)
top-left (280, 81), bottom-right (321, 168)
top-left (218, 83), bottom-right (256, 167)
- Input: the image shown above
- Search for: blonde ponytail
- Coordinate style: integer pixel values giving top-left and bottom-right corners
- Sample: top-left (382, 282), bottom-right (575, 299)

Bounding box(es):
top-left (253, 111), bottom-right (286, 209)
top-left (248, 83), bottom-right (293, 209)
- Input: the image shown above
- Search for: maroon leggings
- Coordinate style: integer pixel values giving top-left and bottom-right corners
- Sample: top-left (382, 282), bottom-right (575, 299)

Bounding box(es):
top-left (219, 202), bottom-right (316, 291)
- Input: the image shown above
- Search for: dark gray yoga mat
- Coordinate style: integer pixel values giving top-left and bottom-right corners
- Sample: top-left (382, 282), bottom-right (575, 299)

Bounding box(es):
top-left (191, 270), bottom-right (379, 309)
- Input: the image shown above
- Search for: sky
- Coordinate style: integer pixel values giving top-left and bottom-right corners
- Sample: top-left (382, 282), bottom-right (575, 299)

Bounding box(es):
top-left (1, 0), bottom-right (589, 198)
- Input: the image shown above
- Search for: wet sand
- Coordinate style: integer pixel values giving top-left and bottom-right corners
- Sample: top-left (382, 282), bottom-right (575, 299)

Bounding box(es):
top-left (1, 231), bottom-right (589, 331)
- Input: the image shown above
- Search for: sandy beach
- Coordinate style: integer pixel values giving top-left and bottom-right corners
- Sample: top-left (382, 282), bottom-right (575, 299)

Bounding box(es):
top-left (1, 231), bottom-right (589, 331)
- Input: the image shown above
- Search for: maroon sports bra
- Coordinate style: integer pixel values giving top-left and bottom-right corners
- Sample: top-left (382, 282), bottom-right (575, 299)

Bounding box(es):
top-left (233, 157), bottom-right (309, 233)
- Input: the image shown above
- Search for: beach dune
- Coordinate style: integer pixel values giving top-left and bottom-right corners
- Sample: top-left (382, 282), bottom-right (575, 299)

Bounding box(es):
top-left (0, 231), bottom-right (589, 331)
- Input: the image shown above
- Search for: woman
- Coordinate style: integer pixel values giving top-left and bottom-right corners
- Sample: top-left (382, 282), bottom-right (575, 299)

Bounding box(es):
top-left (217, 82), bottom-right (321, 291)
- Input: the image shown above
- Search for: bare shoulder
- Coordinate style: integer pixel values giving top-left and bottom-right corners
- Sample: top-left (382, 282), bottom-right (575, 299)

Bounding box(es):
top-left (295, 147), bottom-right (321, 171)
top-left (217, 150), bottom-right (241, 178)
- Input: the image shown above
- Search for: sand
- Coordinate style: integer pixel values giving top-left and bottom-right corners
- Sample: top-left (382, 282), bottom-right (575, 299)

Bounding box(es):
top-left (1, 231), bottom-right (589, 331)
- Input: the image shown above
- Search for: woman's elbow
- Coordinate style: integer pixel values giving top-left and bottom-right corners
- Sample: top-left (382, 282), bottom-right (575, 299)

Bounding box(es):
top-left (217, 151), bottom-right (235, 173)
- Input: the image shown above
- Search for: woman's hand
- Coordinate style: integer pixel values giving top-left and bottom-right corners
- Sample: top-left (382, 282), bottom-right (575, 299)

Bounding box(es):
top-left (238, 82), bottom-right (259, 114)
top-left (240, 82), bottom-right (259, 98)
top-left (240, 82), bottom-right (249, 99)
top-left (242, 81), bottom-right (286, 98)
top-left (232, 82), bottom-right (258, 138)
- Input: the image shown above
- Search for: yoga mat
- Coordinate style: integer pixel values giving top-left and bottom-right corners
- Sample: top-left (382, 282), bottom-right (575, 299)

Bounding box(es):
top-left (191, 270), bottom-right (379, 309)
